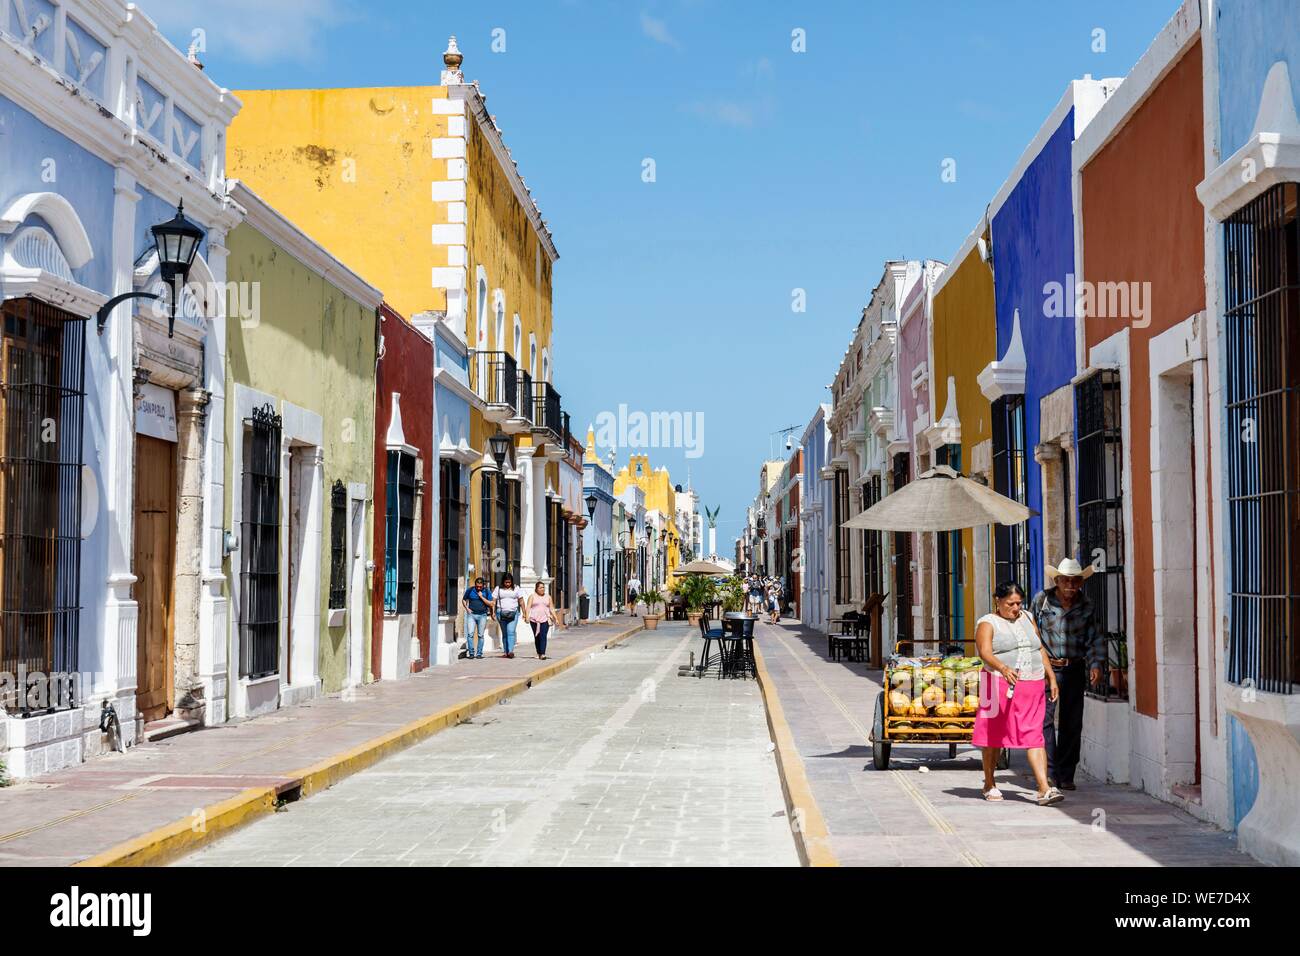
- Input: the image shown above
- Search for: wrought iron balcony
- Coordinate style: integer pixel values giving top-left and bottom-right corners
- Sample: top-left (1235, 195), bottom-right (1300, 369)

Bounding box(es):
top-left (532, 380), bottom-right (563, 443)
top-left (470, 350), bottom-right (517, 412)
top-left (517, 369), bottom-right (534, 424)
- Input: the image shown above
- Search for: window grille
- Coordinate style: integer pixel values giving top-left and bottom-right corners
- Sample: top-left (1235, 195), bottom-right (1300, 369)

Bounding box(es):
top-left (834, 469), bottom-right (850, 603)
top-left (0, 298), bottom-right (85, 714)
top-left (992, 395), bottom-right (1030, 589)
top-left (439, 460), bottom-right (462, 613)
top-left (384, 451), bottom-right (417, 615)
top-left (935, 443), bottom-right (964, 645)
top-left (1075, 369), bottom-right (1128, 700)
top-left (891, 453), bottom-right (913, 644)
top-left (329, 480), bottom-right (347, 610)
top-left (1224, 181), bottom-right (1300, 693)
top-left (241, 404), bottom-right (281, 679)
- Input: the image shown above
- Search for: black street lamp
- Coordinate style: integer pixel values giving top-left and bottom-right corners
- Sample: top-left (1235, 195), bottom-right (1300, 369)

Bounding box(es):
top-left (585, 492), bottom-right (598, 518)
top-left (487, 430), bottom-right (511, 471)
top-left (96, 200), bottom-right (205, 338)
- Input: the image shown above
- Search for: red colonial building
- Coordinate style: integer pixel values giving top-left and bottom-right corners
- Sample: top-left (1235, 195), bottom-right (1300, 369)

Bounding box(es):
top-left (370, 304), bottom-right (436, 678)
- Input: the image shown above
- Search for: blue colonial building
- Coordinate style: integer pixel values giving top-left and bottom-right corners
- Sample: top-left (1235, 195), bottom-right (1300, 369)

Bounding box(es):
top-left (980, 77), bottom-right (1120, 601)
top-left (0, 0), bottom-right (240, 774)
top-left (581, 430), bottom-right (615, 619)
top-left (1197, 0), bottom-right (1300, 866)
top-left (422, 310), bottom-right (481, 664)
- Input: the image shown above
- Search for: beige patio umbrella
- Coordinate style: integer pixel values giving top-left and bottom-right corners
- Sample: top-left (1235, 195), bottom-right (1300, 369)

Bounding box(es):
top-left (673, 558), bottom-right (732, 576)
top-left (842, 465), bottom-right (1033, 533)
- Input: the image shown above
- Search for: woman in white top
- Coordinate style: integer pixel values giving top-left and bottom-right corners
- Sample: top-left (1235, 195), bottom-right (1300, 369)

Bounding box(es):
top-left (973, 582), bottom-right (1062, 806)
top-left (494, 573), bottom-right (527, 659)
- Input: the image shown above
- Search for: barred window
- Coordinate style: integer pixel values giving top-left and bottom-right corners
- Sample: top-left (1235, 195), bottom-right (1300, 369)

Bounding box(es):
top-left (891, 453), bottom-right (913, 644)
top-left (242, 405), bottom-right (281, 678)
top-left (440, 460), bottom-right (462, 614)
top-left (1224, 181), bottom-right (1300, 694)
top-left (863, 475), bottom-right (883, 598)
top-left (834, 469), bottom-right (851, 603)
top-left (992, 395), bottom-right (1030, 590)
top-left (480, 470), bottom-right (520, 579)
top-left (935, 443), bottom-right (964, 645)
top-left (1076, 369), bottom-right (1128, 701)
top-left (0, 298), bottom-right (85, 714)
top-left (509, 478), bottom-right (521, 574)
top-left (384, 450), bottom-right (417, 615)
top-left (329, 480), bottom-right (347, 611)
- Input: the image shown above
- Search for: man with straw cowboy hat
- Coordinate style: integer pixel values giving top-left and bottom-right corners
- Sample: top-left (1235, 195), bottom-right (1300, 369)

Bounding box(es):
top-left (1029, 557), bottom-right (1106, 791)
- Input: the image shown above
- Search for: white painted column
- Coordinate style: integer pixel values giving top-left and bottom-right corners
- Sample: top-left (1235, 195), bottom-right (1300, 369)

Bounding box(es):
top-left (99, 167), bottom-right (141, 743)
top-left (531, 450), bottom-right (549, 583)
top-left (520, 460), bottom-right (537, 584)
top-left (200, 228), bottom-right (230, 725)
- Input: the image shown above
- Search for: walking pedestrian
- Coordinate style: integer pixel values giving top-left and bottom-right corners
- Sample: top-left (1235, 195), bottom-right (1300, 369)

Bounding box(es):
top-left (767, 585), bottom-right (780, 624)
top-left (526, 581), bottom-right (560, 660)
top-left (461, 576), bottom-right (495, 660)
top-left (494, 573), bottom-right (527, 659)
top-left (1030, 558), bottom-right (1105, 791)
top-left (973, 582), bottom-right (1063, 806)
top-left (627, 574), bottom-right (642, 616)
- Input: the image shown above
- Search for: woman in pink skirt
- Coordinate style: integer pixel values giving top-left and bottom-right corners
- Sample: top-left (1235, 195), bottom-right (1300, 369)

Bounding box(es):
top-left (973, 582), bottom-right (1063, 805)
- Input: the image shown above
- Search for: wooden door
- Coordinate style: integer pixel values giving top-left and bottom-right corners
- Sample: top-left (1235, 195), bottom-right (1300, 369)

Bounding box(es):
top-left (134, 434), bottom-right (176, 722)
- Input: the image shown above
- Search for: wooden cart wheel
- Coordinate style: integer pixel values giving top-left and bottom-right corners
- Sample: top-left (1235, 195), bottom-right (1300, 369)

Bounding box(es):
top-left (996, 747), bottom-right (1011, 770)
top-left (872, 692), bottom-right (891, 770)
top-left (948, 743), bottom-right (958, 759)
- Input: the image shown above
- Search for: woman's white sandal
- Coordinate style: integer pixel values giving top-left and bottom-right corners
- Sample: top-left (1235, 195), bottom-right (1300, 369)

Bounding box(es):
top-left (1037, 787), bottom-right (1065, 806)
top-left (983, 786), bottom-right (1004, 801)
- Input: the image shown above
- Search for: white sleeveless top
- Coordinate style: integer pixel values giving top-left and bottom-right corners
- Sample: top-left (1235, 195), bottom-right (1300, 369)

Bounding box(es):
top-left (977, 611), bottom-right (1044, 680)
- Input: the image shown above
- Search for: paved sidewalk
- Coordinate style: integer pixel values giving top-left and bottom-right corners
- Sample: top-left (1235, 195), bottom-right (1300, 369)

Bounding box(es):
top-left (0, 618), bottom-right (641, 866)
top-left (757, 619), bottom-right (1256, 867)
top-left (175, 623), bottom-right (797, 867)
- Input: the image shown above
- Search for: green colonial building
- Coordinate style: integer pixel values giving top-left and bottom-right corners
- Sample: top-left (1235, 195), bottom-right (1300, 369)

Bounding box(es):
top-left (222, 181), bottom-right (382, 718)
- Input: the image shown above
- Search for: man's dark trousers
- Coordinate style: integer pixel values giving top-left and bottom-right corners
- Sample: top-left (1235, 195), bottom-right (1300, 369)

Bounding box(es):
top-left (1044, 659), bottom-right (1086, 784)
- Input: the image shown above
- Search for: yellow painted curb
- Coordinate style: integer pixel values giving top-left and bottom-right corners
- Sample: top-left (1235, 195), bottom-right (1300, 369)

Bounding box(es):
top-left (752, 641), bottom-right (839, 867)
top-left (77, 623), bottom-right (644, 867)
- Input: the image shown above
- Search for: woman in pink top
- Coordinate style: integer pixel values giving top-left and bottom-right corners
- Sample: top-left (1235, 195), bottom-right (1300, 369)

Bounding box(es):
top-left (526, 582), bottom-right (560, 659)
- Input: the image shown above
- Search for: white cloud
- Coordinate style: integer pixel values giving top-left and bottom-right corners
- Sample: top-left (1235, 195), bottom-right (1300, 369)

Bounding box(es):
top-left (640, 11), bottom-right (682, 52)
top-left (686, 99), bottom-right (758, 129)
top-left (146, 0), bottom-right (350, 65)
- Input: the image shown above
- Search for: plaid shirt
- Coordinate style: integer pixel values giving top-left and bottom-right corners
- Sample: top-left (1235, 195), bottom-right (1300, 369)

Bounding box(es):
top-left (1029, 587), bottom-right (1105, 669)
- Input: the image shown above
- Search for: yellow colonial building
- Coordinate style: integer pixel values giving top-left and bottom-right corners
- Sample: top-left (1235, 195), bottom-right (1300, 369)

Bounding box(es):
top-left (225, 37), bottom-right (572, 656)
top-left (925, 227), bottom-right (998, 647)
top-left (613, 454), bottom-right (682, 578)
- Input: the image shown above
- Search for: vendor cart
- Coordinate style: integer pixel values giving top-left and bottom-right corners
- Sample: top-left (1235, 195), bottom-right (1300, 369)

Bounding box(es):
top-left (840, 465), bottom-right (1032, 773)
top-left (870, 639), bottom-right (1010, 770)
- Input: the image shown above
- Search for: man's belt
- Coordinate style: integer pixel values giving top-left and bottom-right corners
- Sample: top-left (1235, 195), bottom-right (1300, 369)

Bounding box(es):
top-left (1047, 656), bottom-right (1083, 669)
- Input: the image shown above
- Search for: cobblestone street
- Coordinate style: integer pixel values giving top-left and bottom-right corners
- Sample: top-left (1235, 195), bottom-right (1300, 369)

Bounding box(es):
top-left (174, 623), bottom-right (798, 867)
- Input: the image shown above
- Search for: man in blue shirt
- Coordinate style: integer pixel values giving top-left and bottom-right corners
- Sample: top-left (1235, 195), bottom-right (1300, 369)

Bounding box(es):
top-left (461, 576), bottom-right (495, 660)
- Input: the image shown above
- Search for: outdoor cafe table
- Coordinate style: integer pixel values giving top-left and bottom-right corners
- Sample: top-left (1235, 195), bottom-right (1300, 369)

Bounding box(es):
top-left (721, 613), bottom-right (757, 678)
top-left (826, 616), bottom-right (868, 662)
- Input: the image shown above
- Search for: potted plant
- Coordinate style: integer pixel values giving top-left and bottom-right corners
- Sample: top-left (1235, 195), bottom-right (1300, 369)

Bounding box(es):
top-left (1108, 638), bottom-right (1130, 697)
top-left (641, 587), bottom-right (664, 629)
top-left (719, 577), bottom-right (745, 613)
top-left (677, 575), bottom-right (716, 626)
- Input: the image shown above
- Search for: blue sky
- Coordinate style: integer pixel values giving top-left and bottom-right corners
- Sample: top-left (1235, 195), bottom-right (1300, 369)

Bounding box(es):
top-left (152, 0), bottom-right (1178, 545)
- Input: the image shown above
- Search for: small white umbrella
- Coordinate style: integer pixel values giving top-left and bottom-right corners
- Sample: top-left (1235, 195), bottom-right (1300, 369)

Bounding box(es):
top-left (842, 465), bottom-right (1033, 533)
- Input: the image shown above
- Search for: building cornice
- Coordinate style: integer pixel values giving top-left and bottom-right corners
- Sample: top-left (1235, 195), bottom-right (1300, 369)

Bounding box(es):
top-left (451, 83), bottom-right (559, 262)
top-left (0, 30), bottom-right (241, 230)
top-left (434, 366), bottom-right (486, 410)
top-left (1198, 61), bottom-right (1300, 222)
